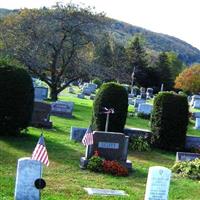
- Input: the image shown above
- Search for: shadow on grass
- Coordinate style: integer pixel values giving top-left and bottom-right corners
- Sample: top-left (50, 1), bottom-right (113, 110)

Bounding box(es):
top-left (0, 134), bottom-right (83, 168)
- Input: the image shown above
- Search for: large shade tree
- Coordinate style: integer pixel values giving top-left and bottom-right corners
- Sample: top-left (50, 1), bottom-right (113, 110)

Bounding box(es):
top-left (0, 4), bottom-right (104, 100)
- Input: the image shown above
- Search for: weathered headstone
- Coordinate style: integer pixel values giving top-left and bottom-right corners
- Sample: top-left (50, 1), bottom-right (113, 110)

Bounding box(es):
top-left (191, 112), bottom-right (200, 120)
top-left (31, 101), bottom-right (52, 128)
top-left (51, 101), bottom-right (74, 118)
top-left (144, 166), bottom-right (171, 200)
top-left (176, 152), bottom-right (200, 161)
top-left (137, 103), bottom-right (153, 115)
top-left (14, 157), bottom-right (42, 200)
top-left (80, 131), bottom-right (132, 171)
top-left (70, 127), bottom-right (87, 142)
top-left (82, 87), bottom-right (92, 95)
top-left (34, 87), bottom-right (48, 100)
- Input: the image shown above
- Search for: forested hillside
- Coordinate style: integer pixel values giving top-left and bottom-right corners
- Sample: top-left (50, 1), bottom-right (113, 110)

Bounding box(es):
top-left (0, 8), bottom-right (200, 65)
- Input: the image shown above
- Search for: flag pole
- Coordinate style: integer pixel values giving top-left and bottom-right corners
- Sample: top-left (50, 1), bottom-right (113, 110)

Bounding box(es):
top-left (105, 113), bottom-right (109, 132)
top-left (39, 129), bottom-right (43, 199)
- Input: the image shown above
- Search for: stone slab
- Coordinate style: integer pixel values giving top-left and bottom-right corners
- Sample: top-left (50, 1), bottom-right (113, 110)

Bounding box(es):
top-left (84, 188), bottom-right (128, 196)
top-left (70, 127), bottom-right (87, 142)
top-left (185, 136), bottom-right (200, 149)
top-left (34, 87), bottom-right (48, 100)
top-left (176, 152), bottom-right (200, 161)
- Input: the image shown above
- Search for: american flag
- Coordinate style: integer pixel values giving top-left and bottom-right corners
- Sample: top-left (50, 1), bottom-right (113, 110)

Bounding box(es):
top-left (32, 134), bottom-right (49, 166)
top-left (82, 126), bottom-right (93, 146)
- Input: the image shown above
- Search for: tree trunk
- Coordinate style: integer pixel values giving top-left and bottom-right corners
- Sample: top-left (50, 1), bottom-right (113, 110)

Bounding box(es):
top-left (50, 86), bottom-right (58, 101)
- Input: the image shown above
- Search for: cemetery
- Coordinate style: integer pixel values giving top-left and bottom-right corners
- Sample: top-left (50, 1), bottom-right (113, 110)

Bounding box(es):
top-left (0, 3), bottom-right (200, 200)
top-left (1, 81), bottom-right (200, 199)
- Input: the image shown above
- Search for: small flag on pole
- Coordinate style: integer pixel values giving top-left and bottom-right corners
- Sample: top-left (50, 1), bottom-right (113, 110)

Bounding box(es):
top-left (32, 134), bottom-right (49, 166)
top-left (82, 126), bottom-right (93, 146)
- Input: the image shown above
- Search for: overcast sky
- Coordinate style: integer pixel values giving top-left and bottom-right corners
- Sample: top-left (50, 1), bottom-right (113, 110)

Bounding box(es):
top-left (1, 0), bottom-right (200, 50)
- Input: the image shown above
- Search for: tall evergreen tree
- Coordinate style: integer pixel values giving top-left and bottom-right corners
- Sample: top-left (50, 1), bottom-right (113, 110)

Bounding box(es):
top-left (126, 36), bottom-right (149, 87)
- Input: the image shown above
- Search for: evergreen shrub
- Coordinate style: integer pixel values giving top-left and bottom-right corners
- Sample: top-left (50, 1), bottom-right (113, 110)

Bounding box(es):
top-left (91, 82), bottom-right (128, 132)
top-left (150, 92), bottom-right (189, 151)
top-left (0, 61), bottom-right (34, 135)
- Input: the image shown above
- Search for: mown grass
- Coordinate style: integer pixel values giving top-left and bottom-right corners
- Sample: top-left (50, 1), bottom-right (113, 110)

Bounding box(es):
top-left (0, 94), bottom-right (200, 200)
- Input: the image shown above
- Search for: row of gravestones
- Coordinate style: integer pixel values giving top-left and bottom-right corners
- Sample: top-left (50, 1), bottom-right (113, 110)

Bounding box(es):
top-left (31, 101), bottom-right (74, 128)
top-left (14, 131), bottom-right (172, 200)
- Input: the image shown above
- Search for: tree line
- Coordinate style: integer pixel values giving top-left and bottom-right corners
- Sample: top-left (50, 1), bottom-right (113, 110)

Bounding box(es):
top-left (0, 3), bottom-right (197, 100)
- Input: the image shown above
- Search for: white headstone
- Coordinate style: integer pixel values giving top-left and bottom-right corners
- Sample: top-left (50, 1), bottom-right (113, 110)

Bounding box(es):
top-left (15, 157), bottom-right (42, 200)
top-left (195, 118), bottom-right (200, 130)
top-left (138, 103), bottom-right (153, 115)
top-left (34, 87), bottom-right (48, 100)
top-left (144, 166), bottom-right (171, 200)
top-left (193, 100), bottom-right (200, 109)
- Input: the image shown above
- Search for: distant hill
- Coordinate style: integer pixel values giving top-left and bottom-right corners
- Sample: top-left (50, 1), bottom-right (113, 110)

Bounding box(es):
top-left (107, 19), bottom-right (200, 65)
top-left (1, 8), bottom-right (200, 65)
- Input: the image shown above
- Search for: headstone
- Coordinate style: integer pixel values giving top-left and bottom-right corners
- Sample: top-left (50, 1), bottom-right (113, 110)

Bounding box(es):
top-left (176, 152), bottom-right (200, 161)
top-left (185, 136), bottom-right (200, 149)
top-left (80, 131), bottom-right (132, 171)
top-left (137, 103), bottom-right (153, 115)
top-left (84, 188), bottom-right (128, 196)
top-left (90, 94), bottom-right (96, 100)
top-left (14, 157), bottom-right (41, 200)
top-left (84, 83), bottom-right (97, 93)
top-left (128, 98), bottom-right (134, 105)
top-left (195, 118), bottom-right (200, 130)
top-left (124, 127), bottom-right (151, 139)
top-left (193, 100), bottom-right (200, 109)
top-left (82, 87), bottom-right (92, 95)
top-left (134, 98), bottom-right (146, 108)
top-left (31, 101), bottom-right (52, 128)
top-left (67, 87), bottom-right (74, 93)
top-left (144, 166), bottom-right (171, 200)
top-left (34, 87), bottom-right (48, 100)
top-left (191, 112), bottom-right (200, 120)
top-left (190, 95), bottom-right (200, 107)
top-left (140, 87), bottom-right (146, 99)
top-left (70, 127), bottom-right (87, 142)
top-left (51, 101), bottom-right (74, 118)
top-left (146, 88), bottom-right (153, 98)
top-left (77, 93), bottom-right (85, 99)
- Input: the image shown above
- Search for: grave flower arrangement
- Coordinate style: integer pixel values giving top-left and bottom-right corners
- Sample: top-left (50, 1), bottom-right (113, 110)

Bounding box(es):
top-left (87, 151), bottom-right (128, 176)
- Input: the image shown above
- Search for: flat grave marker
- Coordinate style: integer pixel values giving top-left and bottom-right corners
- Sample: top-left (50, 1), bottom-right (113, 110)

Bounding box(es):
top-left (84, 188), bottom-right (128, 196)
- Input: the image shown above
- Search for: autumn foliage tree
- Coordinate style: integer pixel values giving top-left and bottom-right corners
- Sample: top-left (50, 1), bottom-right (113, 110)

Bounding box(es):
top-left (175, 64), bottom-right (200, 93)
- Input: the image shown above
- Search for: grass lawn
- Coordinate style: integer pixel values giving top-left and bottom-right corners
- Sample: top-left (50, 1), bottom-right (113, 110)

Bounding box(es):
top-left (1, 94), bottom-right (200, 200)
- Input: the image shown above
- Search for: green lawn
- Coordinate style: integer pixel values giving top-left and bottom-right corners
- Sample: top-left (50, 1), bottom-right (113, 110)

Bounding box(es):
top-left (0, 95), bottom-right (200, 200)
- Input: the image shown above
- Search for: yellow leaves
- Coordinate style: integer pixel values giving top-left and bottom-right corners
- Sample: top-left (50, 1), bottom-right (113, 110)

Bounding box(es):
top-left (175, 64), bottom-right (200, 93)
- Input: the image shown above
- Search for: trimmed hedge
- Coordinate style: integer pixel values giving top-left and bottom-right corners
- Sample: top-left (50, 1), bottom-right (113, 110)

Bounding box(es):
top-left (0, 62), bottom-right (34, 135)
top-left (91, 82), bottom-right (128, 133)
top-left (150, 92), bottom-right (189, 151)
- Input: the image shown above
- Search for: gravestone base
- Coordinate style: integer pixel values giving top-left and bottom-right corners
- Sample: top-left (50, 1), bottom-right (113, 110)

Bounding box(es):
top-left (31, 120), bottom-right (52, 129)
top-left (51, 111), bottom-right (73, 118)
top-left (80, 157), bottom-right (133, 172)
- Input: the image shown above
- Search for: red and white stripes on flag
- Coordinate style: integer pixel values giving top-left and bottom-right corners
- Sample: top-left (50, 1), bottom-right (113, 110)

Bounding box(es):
top-left (32, 134), bottom-right (49, 166)
top-left (82, 126), bottom-right (93, 146)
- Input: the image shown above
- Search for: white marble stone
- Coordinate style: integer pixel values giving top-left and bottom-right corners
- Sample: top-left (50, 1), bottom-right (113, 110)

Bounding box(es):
top-left (138, 103), bottom-right (153, 115)
top-left (195, 118), bottom-right (200, 130)
top-left (15, 157), bottom-right (42, 200)
top-left (144, 166), bottom-right (171, 200)
top-left (193, 100), bottom-right (200, 109)
top-left (84, 188), bottom-right (128, 196)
